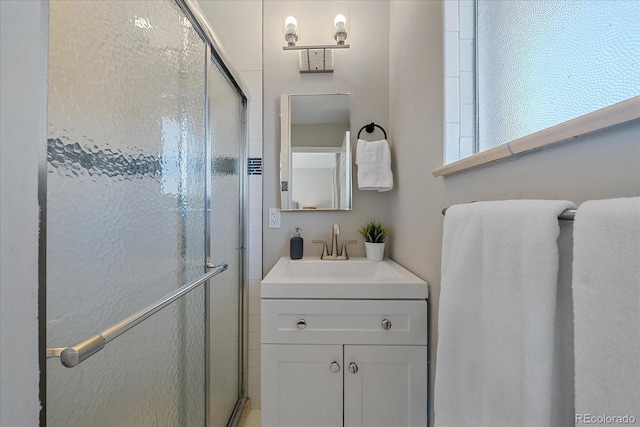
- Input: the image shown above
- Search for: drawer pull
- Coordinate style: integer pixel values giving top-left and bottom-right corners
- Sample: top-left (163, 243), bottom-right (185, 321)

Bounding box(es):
top-left (296, 319), bottom-right (306, 330)
top-left (330, 361), bottom-right (341, 373)
top-left (381, 319), bottom-right (392, 330)
top-left (348, 362), bottom-right (359, 374)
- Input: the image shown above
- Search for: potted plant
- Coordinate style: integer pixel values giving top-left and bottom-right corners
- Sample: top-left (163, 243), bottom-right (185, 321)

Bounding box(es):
top-left (358, 220), bottom-right (390, 261)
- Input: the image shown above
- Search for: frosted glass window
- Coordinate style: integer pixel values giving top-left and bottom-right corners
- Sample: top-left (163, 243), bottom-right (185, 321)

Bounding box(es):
top-left (476, 0), bottom-right (640, 152)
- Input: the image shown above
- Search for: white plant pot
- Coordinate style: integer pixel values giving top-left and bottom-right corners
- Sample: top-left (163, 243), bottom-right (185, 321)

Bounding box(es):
top-left (364, 242), bottom-right (385, 262)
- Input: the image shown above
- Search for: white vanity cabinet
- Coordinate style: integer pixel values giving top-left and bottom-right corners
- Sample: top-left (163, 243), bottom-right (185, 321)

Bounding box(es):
top-left (262, 344), bottom-right (343, 427)
top-left (261, 298), bottom-right (428, 427)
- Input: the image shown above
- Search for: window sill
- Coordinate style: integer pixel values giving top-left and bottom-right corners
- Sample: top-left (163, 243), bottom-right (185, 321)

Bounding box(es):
top-left (432, 96), bottom-right (640, 177)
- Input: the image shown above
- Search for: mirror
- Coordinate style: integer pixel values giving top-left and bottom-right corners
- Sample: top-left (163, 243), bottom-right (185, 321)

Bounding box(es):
top-left (280, 93), bottom-right (352, 211)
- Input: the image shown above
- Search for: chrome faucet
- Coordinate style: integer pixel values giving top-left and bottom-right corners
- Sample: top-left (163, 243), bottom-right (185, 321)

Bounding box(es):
top-left (313, 223), bottom-right (357, 260)
top-left (330, 223), bottom-right (340, 258)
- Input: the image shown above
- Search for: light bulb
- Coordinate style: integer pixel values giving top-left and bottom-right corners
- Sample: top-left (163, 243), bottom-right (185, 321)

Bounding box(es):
top-left (285, 15), bottom-right (297, 31)
top-left (333, 12), bottom-right (347, 45)
top-left (284, 15), bottom-right (299, 46)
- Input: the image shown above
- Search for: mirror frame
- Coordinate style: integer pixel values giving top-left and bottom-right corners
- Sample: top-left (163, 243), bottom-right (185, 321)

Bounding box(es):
top-left (280, 93), bottom-right (352, 211)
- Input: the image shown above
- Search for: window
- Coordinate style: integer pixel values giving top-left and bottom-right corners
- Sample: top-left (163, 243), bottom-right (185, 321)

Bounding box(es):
top-left (439, 0), bottom-right (640, 176)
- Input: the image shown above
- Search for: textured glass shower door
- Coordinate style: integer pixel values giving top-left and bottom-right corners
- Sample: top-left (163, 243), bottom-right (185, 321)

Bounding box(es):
top-left (46, 1), bottom-right (211, 425)
top-left (206, 56), bottom-right (246, 427)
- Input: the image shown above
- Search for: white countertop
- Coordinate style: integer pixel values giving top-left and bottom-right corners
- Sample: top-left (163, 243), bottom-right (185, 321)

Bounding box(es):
top-left (261, 257), bottom-right (428, 300)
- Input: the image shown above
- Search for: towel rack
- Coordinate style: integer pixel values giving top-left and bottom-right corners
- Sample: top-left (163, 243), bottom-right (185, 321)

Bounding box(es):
top-left (357, 122), bottom-right (387, 140)
top-left (441, 205), bottom-right (577, 220)
top-left (46, 262), bottom-right (228, 368)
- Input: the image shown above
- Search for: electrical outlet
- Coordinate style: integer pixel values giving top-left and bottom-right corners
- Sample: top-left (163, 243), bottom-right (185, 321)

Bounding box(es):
top-left (268, 208), bottom-right (281, 229)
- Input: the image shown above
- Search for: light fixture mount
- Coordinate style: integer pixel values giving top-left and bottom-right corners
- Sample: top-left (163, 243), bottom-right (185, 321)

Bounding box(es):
top-left (283, 44), bottom-right (349, 73)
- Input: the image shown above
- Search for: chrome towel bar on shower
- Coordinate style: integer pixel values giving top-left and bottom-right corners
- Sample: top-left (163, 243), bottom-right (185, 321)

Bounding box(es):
top-left (441, 205), bottom-right (577, 220)
top-left (46, 262), bottom-right (228, 368)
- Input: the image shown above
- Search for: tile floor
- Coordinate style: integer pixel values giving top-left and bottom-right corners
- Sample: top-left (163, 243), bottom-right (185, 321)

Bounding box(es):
top-left (243, 409), bottom-right (261, 427)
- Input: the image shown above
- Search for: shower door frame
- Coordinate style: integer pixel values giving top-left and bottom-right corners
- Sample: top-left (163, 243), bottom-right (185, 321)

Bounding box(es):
top-left (38, 1), bottom-right (250, 425)
top-left (201, 39), bottom-right (250, 426)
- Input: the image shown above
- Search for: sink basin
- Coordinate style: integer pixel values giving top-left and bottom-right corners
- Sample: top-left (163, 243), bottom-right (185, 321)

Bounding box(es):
top-left (261, 257), bottom-right (428, 299)
top-left (276, 258), bottom-right (406, 279)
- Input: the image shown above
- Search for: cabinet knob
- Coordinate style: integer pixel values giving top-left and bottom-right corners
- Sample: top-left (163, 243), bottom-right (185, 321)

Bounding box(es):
top-left (330, 361), bottom-right (341, 373)
top-left (381, 319), bottom-right (392, 330)
top-left (296, 319), bottom-right (306, 329)
top-left (348, 362), bottom-right (358, 374)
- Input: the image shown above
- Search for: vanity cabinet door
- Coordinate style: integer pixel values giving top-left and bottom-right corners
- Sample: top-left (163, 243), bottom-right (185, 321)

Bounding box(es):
top-left (262, 344), bottom-right (343, 427)
top-left (343, 345), bottom-right (428, 427)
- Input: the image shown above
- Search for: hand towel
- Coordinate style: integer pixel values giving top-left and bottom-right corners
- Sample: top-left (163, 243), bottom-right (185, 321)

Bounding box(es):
top-left (356, 138), bottom-right (393, 192)
top-left (573, 197), bottom-right (640, 424)
top-left (434, 199), bottom-right (575, 427)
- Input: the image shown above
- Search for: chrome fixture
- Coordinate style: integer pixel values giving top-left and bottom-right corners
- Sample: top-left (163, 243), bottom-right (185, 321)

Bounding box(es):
top-left (313, 240), bottom-right (329, 257)
top-left (282, 2), bottom-right (350, 73)
top-left (331, 222), bottom-right (340, 257)
top-left (331, 2), bottom-right (349, 45)
top-left (313, 223), bottom-right (356, 260)
top-left (284, 15), bottom-right (298, 46)
top-left (333, 14), bottom-right (347, 44)
top-left (283, 3), bottom-right (299, 47)
top-left (348, 362), bottom-right (358, 374)
top-left (47, 263), bottom-right (228, 367)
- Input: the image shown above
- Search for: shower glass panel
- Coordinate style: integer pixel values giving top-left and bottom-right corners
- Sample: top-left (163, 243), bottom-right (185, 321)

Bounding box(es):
top-left (46, 0), bottom-right (221, 425)
top-left (206, 57), bottom-right (246, 426)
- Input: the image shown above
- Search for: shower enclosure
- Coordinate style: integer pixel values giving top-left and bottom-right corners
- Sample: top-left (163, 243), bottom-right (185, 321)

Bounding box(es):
top-left (44, 1), bottom-right (247, 425)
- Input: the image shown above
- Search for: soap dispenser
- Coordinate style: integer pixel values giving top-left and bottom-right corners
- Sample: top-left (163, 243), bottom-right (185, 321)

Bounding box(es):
top-left (290, 227), bottom-right (303, 260)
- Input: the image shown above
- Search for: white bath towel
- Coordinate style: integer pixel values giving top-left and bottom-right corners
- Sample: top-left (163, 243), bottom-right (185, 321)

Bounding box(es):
top-left (434, 199), bottom-right (575, 427)
top-left (356, 138), bottom-right (393, 192)
top-left (573, 197), bottom-right (640, 424)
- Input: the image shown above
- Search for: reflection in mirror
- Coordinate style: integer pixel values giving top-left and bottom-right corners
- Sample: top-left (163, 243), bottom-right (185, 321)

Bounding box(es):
top-left (280, 94), bottom-right (351, 211)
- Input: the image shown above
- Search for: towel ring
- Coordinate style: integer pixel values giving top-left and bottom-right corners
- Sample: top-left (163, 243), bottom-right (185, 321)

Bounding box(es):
top-left (357, 122), bottom-right (387, 140)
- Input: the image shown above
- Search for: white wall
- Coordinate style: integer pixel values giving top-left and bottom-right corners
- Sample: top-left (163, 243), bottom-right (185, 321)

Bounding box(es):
top-left (388, 1), bottom-right (640, 425)
top-left (0, 1), bottom-right (45, 425)
top-left (263, 0), bottom-right (392, 273)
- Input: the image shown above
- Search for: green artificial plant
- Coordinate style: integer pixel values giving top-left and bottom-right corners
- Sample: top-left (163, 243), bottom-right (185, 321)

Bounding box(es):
top-left (358, 220), bottom-right (390, 244)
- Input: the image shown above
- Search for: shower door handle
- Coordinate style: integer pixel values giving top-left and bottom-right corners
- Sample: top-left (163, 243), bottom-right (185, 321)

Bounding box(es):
top-left (46, 262), bottom-right (228, 367)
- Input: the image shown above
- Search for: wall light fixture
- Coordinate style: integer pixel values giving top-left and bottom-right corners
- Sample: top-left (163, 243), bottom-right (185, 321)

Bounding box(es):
top-left (283, 2), bottom-right (350, 73)
top-left (283, 3), bottom-right (300, 47)
top-left (331, 2), bottom-right (349, 45)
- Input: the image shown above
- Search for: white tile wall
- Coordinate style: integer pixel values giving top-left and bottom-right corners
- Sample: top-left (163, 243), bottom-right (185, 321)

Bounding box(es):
top-left (444, 77), bottom-right (460, 122)
top-left (444, 122), bottom-right (460, 164)
top-left (199, 0), bottom-right (263, 410)
top-left (444, 31), bottom-right (459, 76)
top-left (443, 0), bottom-right (476, 164)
